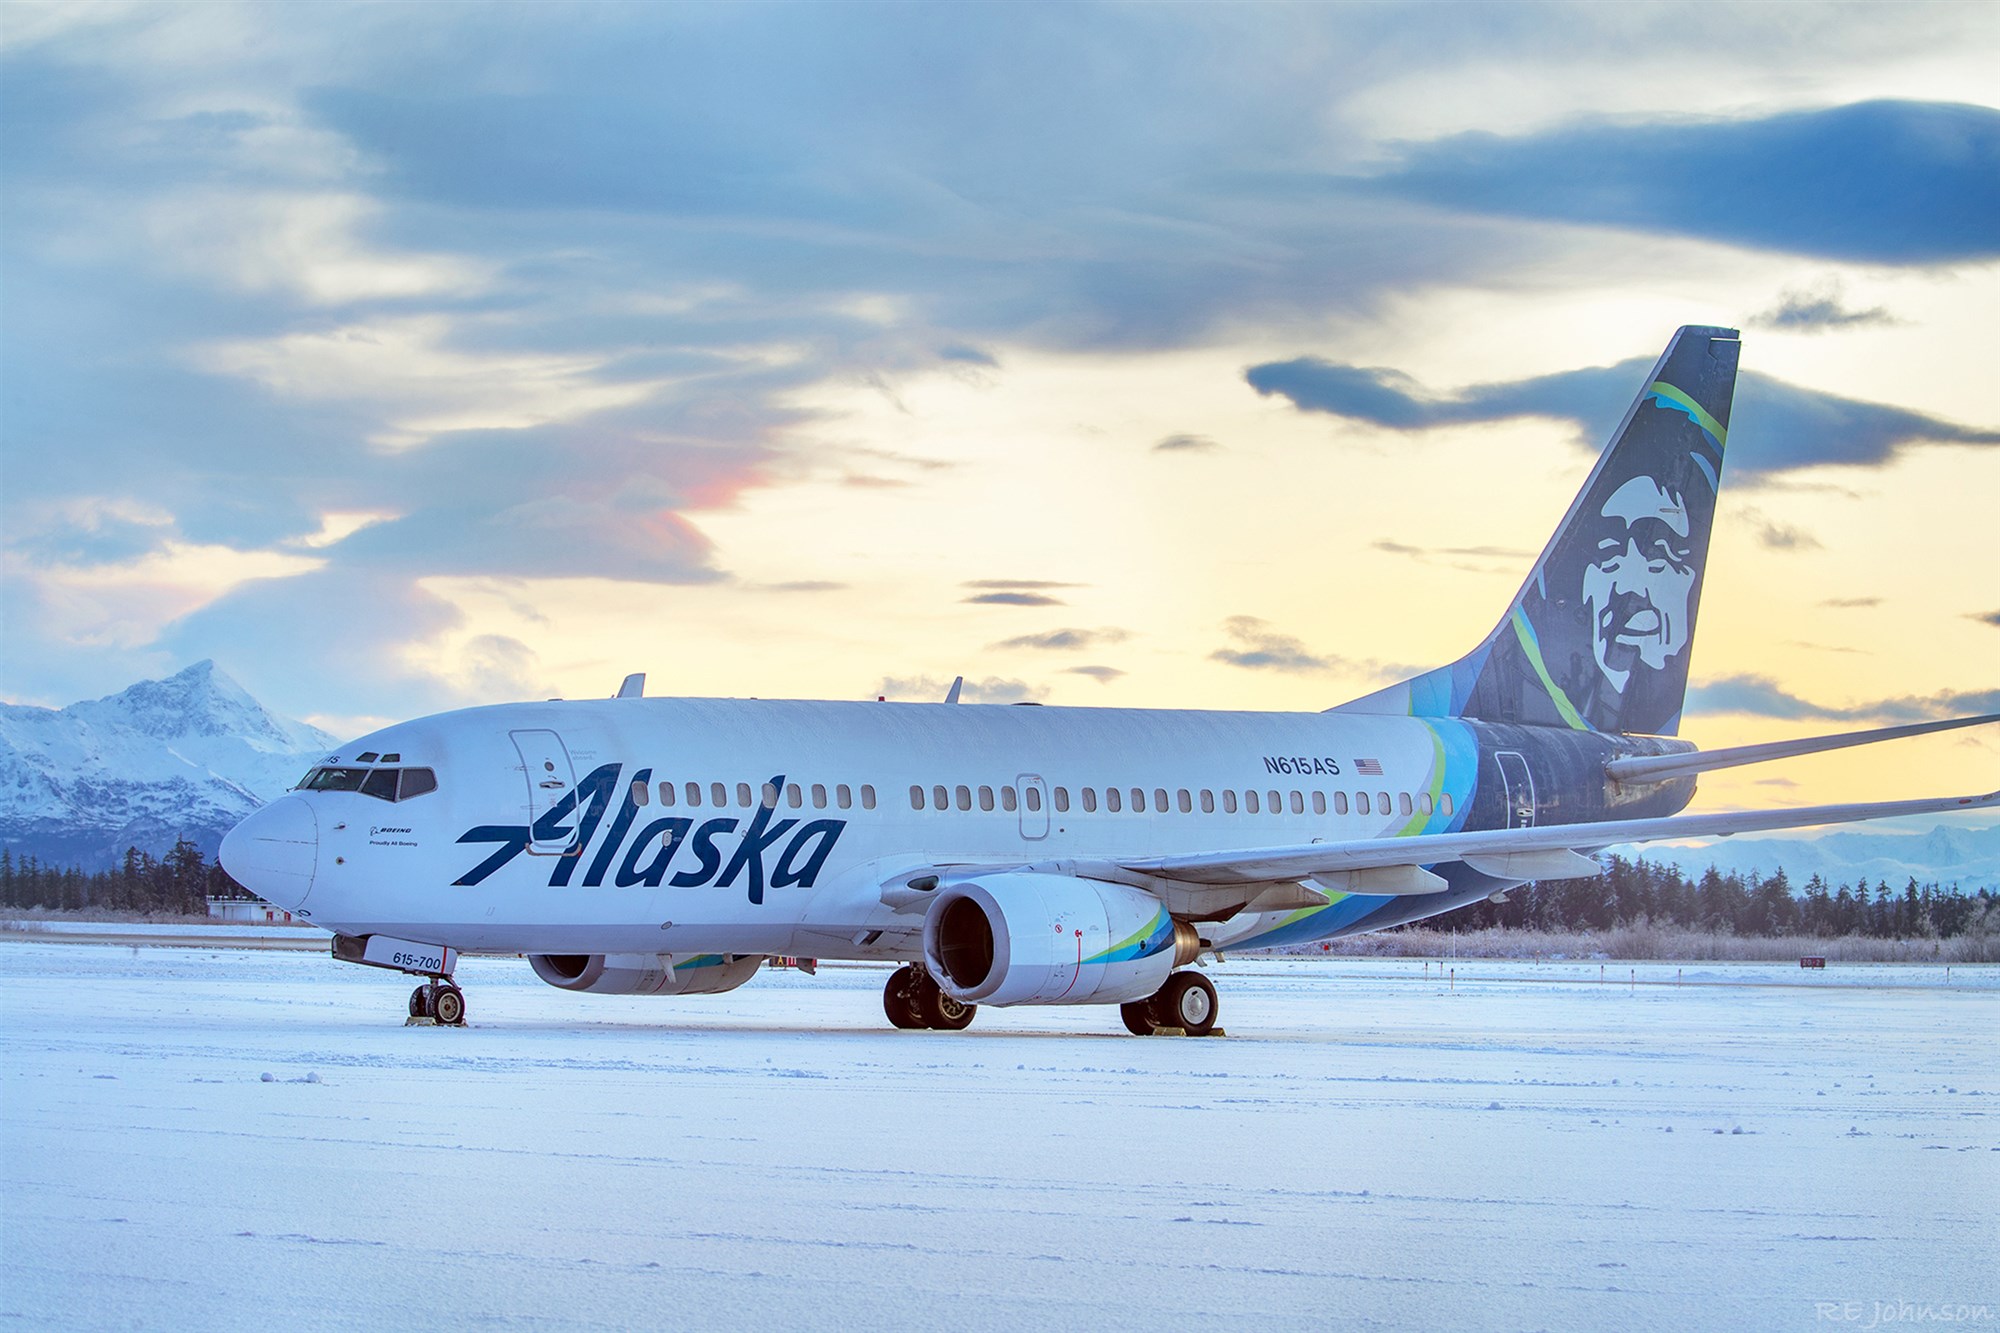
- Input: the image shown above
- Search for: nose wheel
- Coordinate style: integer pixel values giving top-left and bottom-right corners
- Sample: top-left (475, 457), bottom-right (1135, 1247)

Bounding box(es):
top-left (408, 979), bottom-right (467, 1026)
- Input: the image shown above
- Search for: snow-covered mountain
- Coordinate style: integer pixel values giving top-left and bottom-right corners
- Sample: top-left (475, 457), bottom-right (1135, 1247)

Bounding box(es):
top-left (1608, 823), bottom-right (2000, 891)
top-left (0, 662), bottom-right (337, 870)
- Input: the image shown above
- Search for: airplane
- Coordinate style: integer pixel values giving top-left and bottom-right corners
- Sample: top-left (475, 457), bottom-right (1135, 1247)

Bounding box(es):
top-left (219, 325), bottom-right (1997, 1033)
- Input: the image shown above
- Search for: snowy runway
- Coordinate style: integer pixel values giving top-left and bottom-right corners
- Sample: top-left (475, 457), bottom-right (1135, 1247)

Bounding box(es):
top-left (3, 942), bottom-right (1995, 1331)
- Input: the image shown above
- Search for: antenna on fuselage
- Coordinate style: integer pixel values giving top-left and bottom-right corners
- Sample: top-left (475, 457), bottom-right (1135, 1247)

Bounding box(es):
top-left (616, 673), bottom-right (645, 699)
top-left (943, 675), bottom-right (964, 704)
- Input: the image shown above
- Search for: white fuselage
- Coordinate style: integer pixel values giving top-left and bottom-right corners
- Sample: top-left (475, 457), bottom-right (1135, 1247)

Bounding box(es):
top-left (265, 697), bottom-right (1477, 959)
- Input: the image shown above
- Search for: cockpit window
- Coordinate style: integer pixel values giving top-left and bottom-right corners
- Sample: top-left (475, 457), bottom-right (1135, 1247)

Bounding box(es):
top-left (299, 765), bottom-right (439, 802)
top-left (304, 767), bottom-right (367, 792)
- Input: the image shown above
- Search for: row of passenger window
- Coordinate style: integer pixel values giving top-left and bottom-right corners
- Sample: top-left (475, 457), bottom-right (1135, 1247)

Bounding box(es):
top-left (631, 780), bottom-right (878, 812)
top-left (907, 783), bottom-right (1452, 819)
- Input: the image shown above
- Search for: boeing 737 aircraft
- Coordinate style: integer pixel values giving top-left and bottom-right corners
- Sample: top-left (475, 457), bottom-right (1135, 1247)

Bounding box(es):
top-left (221, 326), bottom-right (1996, 1033)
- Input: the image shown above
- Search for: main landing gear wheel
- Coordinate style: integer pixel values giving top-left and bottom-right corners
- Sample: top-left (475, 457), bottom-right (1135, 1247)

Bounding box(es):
top-left (1120, 999), bottom-right (1160, 1036)
top-left (883, 965), bottom-right (978, 1031)
top-left (883, 966), bottom-right (923, 1029)
top-left (1157, 971), bottom-right (1218, 1036)
top-left (409, 984), bottom-right (433, 1019)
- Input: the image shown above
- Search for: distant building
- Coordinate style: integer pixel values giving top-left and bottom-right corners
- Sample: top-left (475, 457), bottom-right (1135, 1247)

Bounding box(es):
top-left (208, 896), bottom-right (297, 924)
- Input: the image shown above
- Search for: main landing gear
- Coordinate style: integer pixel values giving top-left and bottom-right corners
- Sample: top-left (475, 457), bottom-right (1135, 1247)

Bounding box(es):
top-left (1120, 971), bottom-right (1219, 1037)
top-left (408, 978), bottom-right (467, 1027)
top-left (883, 964), bottom-right (976, 1031)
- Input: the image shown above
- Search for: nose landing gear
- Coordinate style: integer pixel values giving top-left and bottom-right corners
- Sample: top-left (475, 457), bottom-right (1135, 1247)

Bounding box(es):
top-left (407, 979), bottom-right (467, 1027)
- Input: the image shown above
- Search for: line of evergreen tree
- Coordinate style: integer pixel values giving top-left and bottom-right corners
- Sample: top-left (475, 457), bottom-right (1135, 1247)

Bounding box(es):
top-left (1, 845), bottom-right (1993, 938)
top-left (0, 841), bottom-right (245, 916)
top-left (1447, 854), bottom-right (1996, 940)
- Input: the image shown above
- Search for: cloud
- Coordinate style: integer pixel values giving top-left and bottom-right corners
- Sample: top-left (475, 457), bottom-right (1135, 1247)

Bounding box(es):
top-left (1065, 665), bottom-right (1126, 684)
top-left (1687, 673), bottom-right (2000, 724)
top-left (1372, 539), bottom-right (1534, 562)
top-left (761, 580), bottom-right (848, 594)
top-left (1751, 516), bottom-right (1821, 552)
top-left (1970, 611), bottom-right (2000, 629)
top-left (1362, 100), bottom-right (2000, 264)
top-left (964, 592), bottom-right (1066, 607)
top-left (990, 627), bottom-right (1130, 652)
top-left (939, 344), bottom-right (998, 367)
top-left (1247, 353), bottom-right (2000, 475)
top-left (1823, 597), bottom-right (1882, 609)
top-left (1210, 616), bottom-right (1335, 674)
top-left (1154, 433), bottom-right (1220, 453)
top-left (1751, 286), bottom-right (1893, 333)
top-left (963, 579), bottom-right (1080, 590)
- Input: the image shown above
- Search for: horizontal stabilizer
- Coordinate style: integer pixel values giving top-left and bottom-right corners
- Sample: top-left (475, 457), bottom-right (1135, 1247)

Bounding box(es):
top-left (1606, 713), bottom-right (1999, 786)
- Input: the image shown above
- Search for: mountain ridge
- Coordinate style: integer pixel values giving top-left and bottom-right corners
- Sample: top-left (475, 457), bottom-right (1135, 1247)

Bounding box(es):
top-left (0, 662), bottom-right (336, 871)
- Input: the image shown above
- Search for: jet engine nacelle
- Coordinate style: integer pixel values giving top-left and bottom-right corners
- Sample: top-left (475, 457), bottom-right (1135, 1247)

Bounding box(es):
top-left (922, 872), bottom-right (1196, 1006)
top-left (528, 952), bottom-right (764, 996)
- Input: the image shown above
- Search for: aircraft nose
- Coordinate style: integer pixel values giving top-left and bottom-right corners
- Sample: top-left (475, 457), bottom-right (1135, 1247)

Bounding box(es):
top-left (219, 795), bottom-right (319, 911)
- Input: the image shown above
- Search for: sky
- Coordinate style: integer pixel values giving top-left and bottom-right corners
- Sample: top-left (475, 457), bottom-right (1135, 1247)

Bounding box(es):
top-left (2, 1), bottom-right (1996, 814)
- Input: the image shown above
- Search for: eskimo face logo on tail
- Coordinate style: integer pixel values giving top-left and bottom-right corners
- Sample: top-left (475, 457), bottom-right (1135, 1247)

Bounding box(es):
top-left (454, 767), bottom-right (844, 902)
top-left (1584, 473), bottom-right (1696, 693)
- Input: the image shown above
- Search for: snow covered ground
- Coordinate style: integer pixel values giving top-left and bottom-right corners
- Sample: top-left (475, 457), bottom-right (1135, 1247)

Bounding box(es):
top-left (3, 941), bottom-right (1995, 1332)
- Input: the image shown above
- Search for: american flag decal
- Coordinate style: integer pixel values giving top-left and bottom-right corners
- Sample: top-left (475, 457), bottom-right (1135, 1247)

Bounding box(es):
top-left (1355, 758), bottom-right (1384, 776)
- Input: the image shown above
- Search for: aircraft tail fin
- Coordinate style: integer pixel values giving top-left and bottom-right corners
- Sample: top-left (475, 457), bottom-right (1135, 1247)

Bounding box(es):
top-left (1334, 325), bottom-right (1741, 737)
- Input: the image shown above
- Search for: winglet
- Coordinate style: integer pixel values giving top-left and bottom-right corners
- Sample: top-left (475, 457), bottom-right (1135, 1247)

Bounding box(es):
top-left (944, 676), bottom-right (964, 704)
top-left (616, 673), bottom-right (645, 699)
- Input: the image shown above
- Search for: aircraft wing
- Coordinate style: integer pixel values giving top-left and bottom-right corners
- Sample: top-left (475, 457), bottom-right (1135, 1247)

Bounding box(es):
top-left (1115, 788), bottom-right (2000, 892)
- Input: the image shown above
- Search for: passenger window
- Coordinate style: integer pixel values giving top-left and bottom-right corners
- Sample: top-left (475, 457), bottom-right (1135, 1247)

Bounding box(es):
top-left (1418, 792), bottom-right (1432, 815)
top-left (631, 779), bottom-right (650, 807)
top-left (1177, 789), bottom-right (1192, 813)
top-left (1131, 788), bottom-right (1146, 813)
top-left (978, 785), bottom-right (994, 811)
top-left (1200, 789), bottom-right (1215, 813)
top-left (1153, 788), bottom-right (1168, 813)
top-left (1289, 790), bottom-right (1304, 814)
top-left (1245, 790), bottom-right (1259, 814)
top-left (1268, 790), bottom-right (1282, 813)
top-left (1439, 793), bottom-right (1453, 817)
top-left (1334, 791), bottom-right (1349, 815)
top-left (398, 768), bottom-right (438, 800)
top-left (1311, 791), bottom-right (1326, 815)
top-left (1053, 787), bottom-right (1070, 813)
top-left (1001, 786), bottom-right (1018, 812)
top-left (1081, 787), bottom-right (1098, 813)
top-left (861, 785), bottom-right (876, 810)
top-left (657, 781), bottom-right (674, 807)
top-left (910, 785), bottom-right (925, 810)
top-left (687, 782), bottom-right (702, 807)
top-left (1222, 790), bottom-right (1238, 814)
top-left (361, 768), bottom-right (399, 802)
top-left (786, 783), bottom-right (803, 808)
top-left (711, 782), bottom-right (728, 807)
top-left (812, 783), bottom-right (827, 809)
top-left (836, 783), bottom-right (852, 809)
top-left (1356, 792), bottom-right (1370, 815)
top-left (1026, 786), bottom-right (1043, 812)
top-left (933, 785), bottom-right (949, 811)
top-left (1377, 790), bottom-right (1391, 813)
top-left (759, 783), bottom-right (778, 809)
top-left (1399, 792), bottom-right (1413, 816)
top-left (955, 785), bottom-right (971, 811)
top-left (1106, 787), bottom-right (1122, 813)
